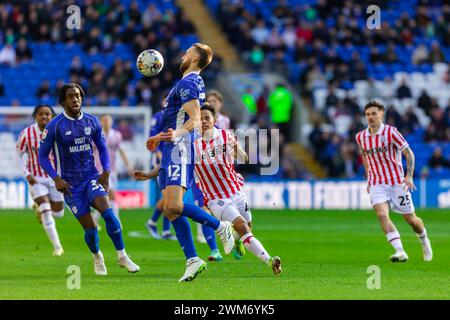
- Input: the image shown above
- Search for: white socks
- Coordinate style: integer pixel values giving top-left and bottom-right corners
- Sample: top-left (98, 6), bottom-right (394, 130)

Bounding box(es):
top-left (241, 233), bottom-right (270, 264)
top-left (39, 203), bottom-right (62, 250)
top-left (41, 211), bottom-right (62, 250)
top-left (117, 249), bottom-right (127, 259)
top-left (386, 230), bottom-right (404, 253)
top-left (416, 229), bottom-right (428, 244)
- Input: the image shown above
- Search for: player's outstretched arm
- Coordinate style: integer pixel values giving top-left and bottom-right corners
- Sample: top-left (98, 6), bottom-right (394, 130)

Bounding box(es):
top-left (402, 146), bottom-right (417, 191)
top-left (119, 147), bottom-right (133, 175)
top-left (160, 100), bottom-right (201, 142)
top-left (133, 165), bottom-right (160, 181)
top-left (146, 132), bottom-right (162, 151)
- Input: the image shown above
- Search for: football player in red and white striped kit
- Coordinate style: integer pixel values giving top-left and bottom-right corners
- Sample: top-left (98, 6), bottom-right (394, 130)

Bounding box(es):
top-left (16, 104), bottom-right (64, 256)
top-left (194, 104), bottom-right (282, 275)
top-left (356, 100), bottom-right (432, 262)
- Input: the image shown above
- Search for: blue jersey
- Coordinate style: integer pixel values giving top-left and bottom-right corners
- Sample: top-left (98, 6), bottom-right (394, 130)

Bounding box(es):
top-left (38, 111), bottom-right (110, 185)
top-left (158, 72), bottom-right (205, 190)
top-left (162, 71), bottom-right (206, 134)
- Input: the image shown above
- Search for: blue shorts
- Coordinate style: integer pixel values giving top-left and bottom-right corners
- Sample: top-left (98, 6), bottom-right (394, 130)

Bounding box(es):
top-left (65, 176), bottom-right (108, 219)
top-left (191, 182), bottom-right (205, 207)
top-left (159, 140), bottom-right (193, 190)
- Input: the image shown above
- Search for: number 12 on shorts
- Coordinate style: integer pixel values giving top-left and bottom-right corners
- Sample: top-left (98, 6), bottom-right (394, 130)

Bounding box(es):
top-left (168, 165), bottom-right (180, 179)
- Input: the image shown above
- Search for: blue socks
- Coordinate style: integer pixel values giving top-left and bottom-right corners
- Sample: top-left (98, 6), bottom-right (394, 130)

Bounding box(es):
top-left (151, 208), bottom-right (162, 222)
top-left (163, 216), bottom-right (171, 232)
top-left (151, 208), bottom-right (171, 233)
top-left (84, 227), bottom-right (99, 254)
top-left (171, 216), bottom-right (197, 260)
top-left (181, 203), bottom-right (220, 230)
top-left (202, 225), bottom-right (218, 251)
top-left (102, 208), bottom-right (124, 250)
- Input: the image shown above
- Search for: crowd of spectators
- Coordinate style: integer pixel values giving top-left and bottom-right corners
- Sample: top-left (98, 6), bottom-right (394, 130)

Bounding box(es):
top-left (211, 0), bottom-right (450, 178)
top-left (0, 0), bottom-right (223, 111)
top-left (213, 0), bottom-right (449, 91)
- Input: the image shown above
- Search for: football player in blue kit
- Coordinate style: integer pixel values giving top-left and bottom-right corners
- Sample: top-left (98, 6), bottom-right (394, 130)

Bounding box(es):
top-left (38, 83), bottom-right (140, 276)
top-left (145, 91), bottom-right (176, 240)
top-left (146, 43), bottom-right (234, 282)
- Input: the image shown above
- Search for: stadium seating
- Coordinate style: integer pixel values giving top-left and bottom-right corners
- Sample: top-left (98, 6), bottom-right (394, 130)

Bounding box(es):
top-left (205, 0), bottom-right (450, 178)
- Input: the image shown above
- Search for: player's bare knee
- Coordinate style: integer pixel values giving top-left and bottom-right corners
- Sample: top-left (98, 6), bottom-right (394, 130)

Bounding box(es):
top-left (403, 213), bottom-right (416, 225)
top-left (93, 196), bottom-right (110, 214)
top-left (166, 202), bottom-right (183, 216)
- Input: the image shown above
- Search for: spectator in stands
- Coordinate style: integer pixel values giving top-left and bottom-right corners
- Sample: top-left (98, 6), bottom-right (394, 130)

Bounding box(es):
top-left (305, 65), bottom-right (326, 97)
top-left (83, 27), bottom-right (102, 53)
top-left (385, 105), bottom-right (403, 128)
top-left (402, 107), bottom-right (421, 134)
top-left (0, 76), bottom-right (4, 97)
top-left (370, 47), bottom-right (383, 64)
top-left (412, 44), bottom-right (429, 65)
top-left (96, 90), bottom-right (109, 106)
top-left (396, 79), bottom-right (412, 99)
top-left (251, 20), bottom-right (269, 45)
top-left (428, 147), bottom-right (450, 169)
top-left (418, 90), bottom-right (433, 116)
top-left (365, 78), bottom-right (381, 100)
top-left (87, 71), bottom-right (106, 98)
top-left (69, 56), bottom-right (86, 78)
top-left (429, 41), bottom-right (445, 63)
top-left (383, 43), bottom-right (399, 63)
top-left (281, 24), bottom-right (297, 49)
top-left (15, 38), bottom-right (32, 63)
top-left (249, 45), bottom-right (265, 70)
top-left (142, 4), bottom-right (161, 25)
top-left (266, 49), bottom-right (289, 78)
top-left (325, 84), bottom-right (339, 108)
top-left (36, 80), bottom-right (51, 99)
top-left (0, 43), bottom-right (16, 66)
top-left (444, 103), bottom-right (450, 128)
top-left (424, 123), bottom-right (445, 143)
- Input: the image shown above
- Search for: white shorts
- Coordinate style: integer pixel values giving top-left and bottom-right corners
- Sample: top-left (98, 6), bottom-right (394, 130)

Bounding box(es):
top-left (29, 177), bottom-right (64, 202)
top-left (369, 184), bottom-right (415, 214)
top-left (207, 190), bottom-right (252, 223)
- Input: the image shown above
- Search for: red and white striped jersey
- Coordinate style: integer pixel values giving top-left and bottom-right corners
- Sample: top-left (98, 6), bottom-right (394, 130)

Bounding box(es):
top-left (193, 127), bottom-right (244, 200)
top-left (356, 123), bottom-right (408, 186)
top-left (16, 123), bottom-right (55, 178)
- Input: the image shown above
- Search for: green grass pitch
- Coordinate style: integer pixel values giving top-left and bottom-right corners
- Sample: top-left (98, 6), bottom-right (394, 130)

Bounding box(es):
top-left (0, 208), bottom-right (449, 299)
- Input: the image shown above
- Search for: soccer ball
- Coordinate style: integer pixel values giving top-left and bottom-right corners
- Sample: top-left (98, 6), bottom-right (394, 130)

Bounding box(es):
top-left (136, 49), bottom-right (164, 77)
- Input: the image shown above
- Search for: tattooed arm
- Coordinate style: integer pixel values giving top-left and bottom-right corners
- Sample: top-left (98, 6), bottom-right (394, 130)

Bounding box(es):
top-left (402, 146), bottom-right (417, 191)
